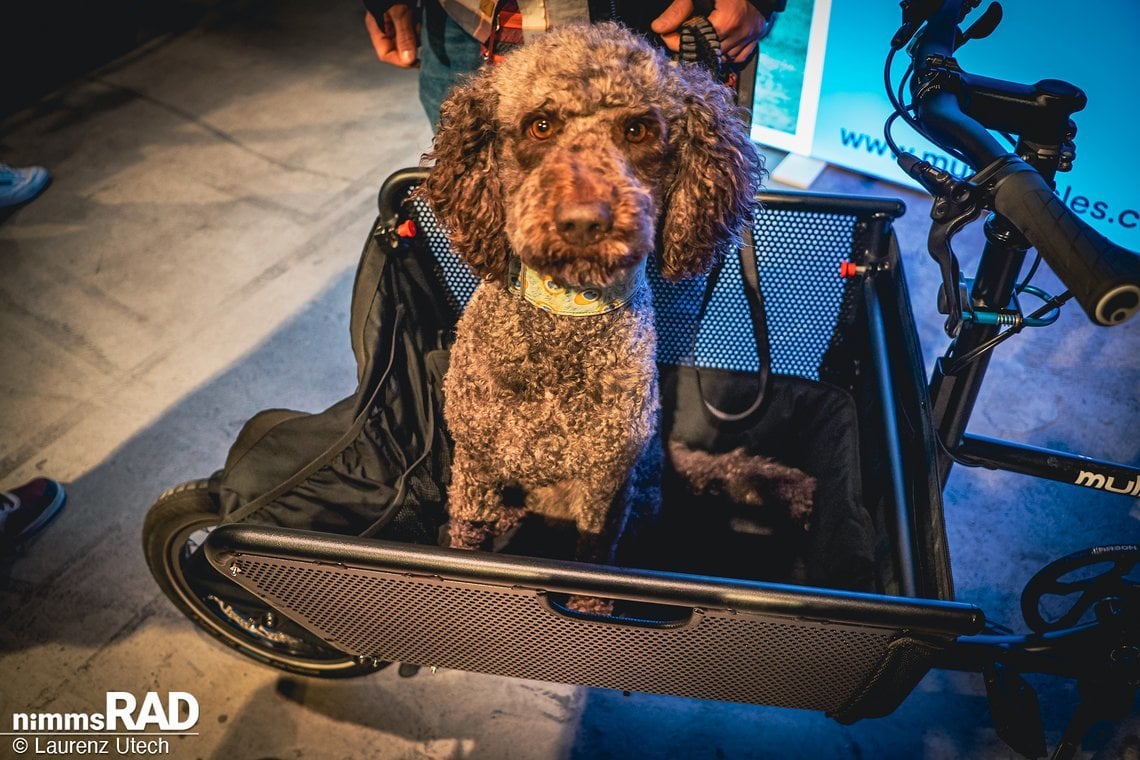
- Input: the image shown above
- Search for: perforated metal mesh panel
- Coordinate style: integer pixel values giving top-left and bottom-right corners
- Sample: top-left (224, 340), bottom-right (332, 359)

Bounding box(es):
top-left (408, 196), bottom-right (478, 313)
top-left (754, 211), bottom-right (861, 379)
top-left (232, 555), bottom-right (896, 711)
top-left (403, 194), bottom-right (867, 381)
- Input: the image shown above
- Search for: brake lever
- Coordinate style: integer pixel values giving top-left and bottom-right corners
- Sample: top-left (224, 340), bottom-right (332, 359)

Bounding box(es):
top-left (929, 211), bottom-right (976, 338)
top-left (956, 1), bottom-right (1002, 49)
top-left (899, 154), bottom-right (985, 337)
top-left (893, 0), bottom-right (943, 50)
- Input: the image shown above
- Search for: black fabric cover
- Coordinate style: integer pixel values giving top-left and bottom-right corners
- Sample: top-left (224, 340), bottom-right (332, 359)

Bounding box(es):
top-left (217, 220), bottom-right (453, 544)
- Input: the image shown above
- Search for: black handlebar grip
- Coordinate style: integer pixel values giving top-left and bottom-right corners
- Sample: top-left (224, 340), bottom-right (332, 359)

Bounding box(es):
top-left (990, 162), bottom-right (1140, 325)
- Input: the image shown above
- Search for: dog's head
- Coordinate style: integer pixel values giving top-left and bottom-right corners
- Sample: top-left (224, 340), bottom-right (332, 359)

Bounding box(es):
top-left (420, 22), bottom-right (763, 287)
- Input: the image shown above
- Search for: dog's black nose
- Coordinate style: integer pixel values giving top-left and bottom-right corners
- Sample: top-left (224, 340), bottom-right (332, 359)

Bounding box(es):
top-left (554, 201), bottom-right (613, 246)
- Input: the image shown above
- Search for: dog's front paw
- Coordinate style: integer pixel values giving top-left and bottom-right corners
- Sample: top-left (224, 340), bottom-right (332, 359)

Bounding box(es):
top-left (447, 519), bottom-right (491, 549)
top-left (770, 476), bottom-right (814, 531)
top-left (446, 507), bottom-right (528, 550)
top-left (565, 594), bottom-right (615, 616)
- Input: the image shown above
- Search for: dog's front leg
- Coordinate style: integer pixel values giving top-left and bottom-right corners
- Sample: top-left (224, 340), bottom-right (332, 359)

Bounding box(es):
top-left (562, 473), bottom-right (636, 616)
top-left (667, 441), bottom-right (815, 530)
top-left (446, 443), bottom-right (526, 550)
top-left (572, 484), bottom-right (629, 566)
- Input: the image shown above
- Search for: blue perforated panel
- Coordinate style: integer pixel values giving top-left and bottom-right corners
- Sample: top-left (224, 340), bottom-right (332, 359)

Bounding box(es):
top-left (755, 210), bottom-right (858, 379)
top-left (408, 195), bottom-right (479, 314)
top-left (403, 195), bottom-right (867, 382)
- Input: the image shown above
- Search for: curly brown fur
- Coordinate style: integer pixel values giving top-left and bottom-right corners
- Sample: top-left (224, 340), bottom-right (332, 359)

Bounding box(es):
top-left (668, 441), bottom-right (815, 530)
top-left (421, 24), bottom-right (762, 600)
top-left (420, 22), bottom-right (763, 285)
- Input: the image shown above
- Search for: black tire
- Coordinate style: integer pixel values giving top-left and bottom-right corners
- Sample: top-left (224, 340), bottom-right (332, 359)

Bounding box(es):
top-left (142, 478), bottom-right (385, 678)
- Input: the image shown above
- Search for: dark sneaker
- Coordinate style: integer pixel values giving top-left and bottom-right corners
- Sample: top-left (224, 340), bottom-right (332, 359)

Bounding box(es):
top-left (0, 478), bottom-right (66, 545)
top-left (0, 164), bottom-right (52, 208)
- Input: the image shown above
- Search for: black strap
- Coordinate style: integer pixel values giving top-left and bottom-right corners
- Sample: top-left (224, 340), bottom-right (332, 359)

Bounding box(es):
top-left (676, 16), bottom-right (730, 85)
top-left (692, 223), bottom-right (771, 424)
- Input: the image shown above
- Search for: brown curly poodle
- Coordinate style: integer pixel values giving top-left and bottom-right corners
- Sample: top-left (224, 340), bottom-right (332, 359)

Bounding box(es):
top-left (419, 23), bottom-right (763, 611)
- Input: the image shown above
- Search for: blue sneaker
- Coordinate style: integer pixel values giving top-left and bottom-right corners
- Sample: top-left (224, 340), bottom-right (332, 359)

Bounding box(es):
top-left (0, 478), bottom-right (66, 547)
top-left (0, 163), bottom-right (52, 208)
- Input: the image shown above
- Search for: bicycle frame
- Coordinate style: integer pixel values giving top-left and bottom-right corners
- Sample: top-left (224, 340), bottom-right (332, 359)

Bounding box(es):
top-left (884, 6), bottom-right (1140, 756)
top-left (929, 216), bottom-right (1140, 495)
top-left (900, 33), bottom-right (1140, 496)
top-left (912, 153), bottom-right (1140, 760)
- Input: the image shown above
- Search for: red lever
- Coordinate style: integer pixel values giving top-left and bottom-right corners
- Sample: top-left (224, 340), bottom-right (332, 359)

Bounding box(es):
top-left (839, 260), bottom-right (859, 279)
top-left (396, 219), bottom-right (417, 239)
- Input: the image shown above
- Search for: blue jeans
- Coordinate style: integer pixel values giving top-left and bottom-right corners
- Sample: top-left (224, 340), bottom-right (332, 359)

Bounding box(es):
top-left (418, 2), bottom-right (484, 130)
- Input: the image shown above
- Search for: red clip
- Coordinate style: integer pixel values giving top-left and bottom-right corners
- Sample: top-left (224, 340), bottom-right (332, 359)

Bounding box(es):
top-left (396, 219), bottom-right (417, 239)
top-left (840, 260), bottom-right (888, 279)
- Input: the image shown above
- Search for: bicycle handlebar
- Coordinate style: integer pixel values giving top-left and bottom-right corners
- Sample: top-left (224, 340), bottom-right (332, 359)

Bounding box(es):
top-left (989, 162), bottom-right (1140, 324)
top-left (910, 2), bottom-right (1007, 167)
top-left (904, 0), bottom-right (1140, 325)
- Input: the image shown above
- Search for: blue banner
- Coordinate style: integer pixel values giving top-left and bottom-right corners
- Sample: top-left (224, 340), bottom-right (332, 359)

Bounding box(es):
top-left (752, 1), bottom-right (1140, 248)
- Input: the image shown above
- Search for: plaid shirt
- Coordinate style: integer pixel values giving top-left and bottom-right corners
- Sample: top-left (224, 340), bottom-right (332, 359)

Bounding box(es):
top-left (364, 0), bottom-right (786, 61)
top-left (439, 0), bottom-right (589, 45)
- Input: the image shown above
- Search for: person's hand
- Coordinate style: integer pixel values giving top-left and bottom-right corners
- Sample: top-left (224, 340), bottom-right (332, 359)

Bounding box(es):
top-left (365, 3), bottom-right (419, 68)
top-left (651, 0), bottom-right (767, 64)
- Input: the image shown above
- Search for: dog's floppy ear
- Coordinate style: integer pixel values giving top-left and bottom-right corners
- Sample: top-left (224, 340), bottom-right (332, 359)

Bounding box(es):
top-left (659, 66), bottom-right (764, 282)
top-left (418, 68), bottom-right (511, 281)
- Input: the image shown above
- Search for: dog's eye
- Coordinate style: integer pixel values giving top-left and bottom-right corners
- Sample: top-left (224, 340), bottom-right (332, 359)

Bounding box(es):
top-left (527, 118), bottom-right (557, 140)
top-left (624, 120), bottom-right (651, 144)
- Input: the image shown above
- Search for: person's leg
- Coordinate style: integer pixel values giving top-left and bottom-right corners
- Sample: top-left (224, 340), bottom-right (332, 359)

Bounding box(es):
top-left (418, 2), bottom-right (485, 130)
top-left (1, 478), bottom-right (66, 549)
top-left (0, 164), bottom-right (51, 208)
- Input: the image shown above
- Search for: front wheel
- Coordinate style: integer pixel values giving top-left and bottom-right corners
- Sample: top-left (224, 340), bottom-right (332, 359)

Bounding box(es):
top-left (142, 479), bottom-right (385, 678)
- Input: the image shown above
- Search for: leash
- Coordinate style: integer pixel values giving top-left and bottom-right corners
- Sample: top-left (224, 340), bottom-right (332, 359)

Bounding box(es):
top-left (676, 13), bottom-right (737, 89)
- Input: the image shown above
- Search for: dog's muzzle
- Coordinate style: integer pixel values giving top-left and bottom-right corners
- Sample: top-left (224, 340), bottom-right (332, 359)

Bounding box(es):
top-left (553, 200), bottom-right (614, 247)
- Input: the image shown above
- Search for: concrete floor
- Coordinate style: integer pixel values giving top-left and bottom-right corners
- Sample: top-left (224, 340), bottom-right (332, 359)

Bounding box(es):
top-left (1, 1), bottom-right (1138, 758)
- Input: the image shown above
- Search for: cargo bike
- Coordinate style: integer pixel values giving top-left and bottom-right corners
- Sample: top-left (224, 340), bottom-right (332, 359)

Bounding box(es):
top-left (143, 2), bottom-right (1140, 757)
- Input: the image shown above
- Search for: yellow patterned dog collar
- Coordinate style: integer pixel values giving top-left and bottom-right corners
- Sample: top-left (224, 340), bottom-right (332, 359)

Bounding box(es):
top-left (507, 258), bottom-right (646, 316)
